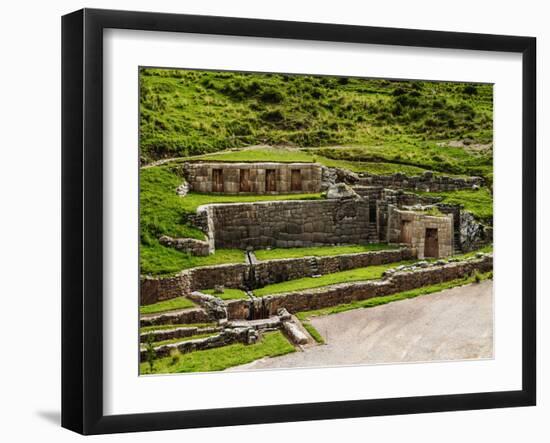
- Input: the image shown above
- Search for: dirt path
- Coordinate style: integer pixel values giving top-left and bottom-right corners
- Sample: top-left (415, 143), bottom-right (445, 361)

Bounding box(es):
top-left (228, 280), bottom-right (493, 371)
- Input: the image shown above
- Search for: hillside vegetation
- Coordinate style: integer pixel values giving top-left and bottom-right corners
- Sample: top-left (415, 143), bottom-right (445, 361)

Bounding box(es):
top-left (140, 68), bottom-right (493, 180)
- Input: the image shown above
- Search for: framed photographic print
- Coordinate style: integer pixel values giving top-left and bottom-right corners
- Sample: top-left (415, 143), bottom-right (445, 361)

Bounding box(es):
top-left (61, 8), bottom-right (536, 435)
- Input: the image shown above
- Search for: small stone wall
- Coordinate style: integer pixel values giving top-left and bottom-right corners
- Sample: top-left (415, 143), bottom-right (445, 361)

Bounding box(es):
top-left (183, 161), bottom-right (322, 194)
top-left (140, 307), bottom-right (210, 327)
top-left (208, 198), bottom-right (371, 249)
top-left (158, 235), bottom-right (211, 256)
top-left (252, 247), bottom-right (414, 288)
top-left (261, 255), bottom-right (492, 316)
top-left (357, 171), bottom-right (484, 192)
top-left (140, 248), bottom-right (415, 304)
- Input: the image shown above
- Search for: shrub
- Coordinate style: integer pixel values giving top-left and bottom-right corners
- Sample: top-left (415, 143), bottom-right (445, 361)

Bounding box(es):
top-left (169, 348), bottom-right (181, 366)
top-left (473, 270), bottom-right (482, 284)
top-left (463, 84), bottom-right (478, 95)
top-left (259, 88), bottom-right (285, 103)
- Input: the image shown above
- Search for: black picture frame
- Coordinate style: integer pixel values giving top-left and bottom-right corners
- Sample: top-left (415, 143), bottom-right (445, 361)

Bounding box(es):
top-left (61, 8), bottom-right (536, 435)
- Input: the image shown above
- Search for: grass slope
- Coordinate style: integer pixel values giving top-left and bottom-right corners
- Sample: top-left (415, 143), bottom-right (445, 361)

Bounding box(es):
top-left (422, 188), bottom-right (493, 221)
top-left (140, 296), bottom-right (196, 315)
top-left (254, 243), bottom-right (397, 261)
top-left (140, 331), bottom-right (295, 374)
top-left (139, 69), bottom-right (493, 174)
top-left (253, 260), bottom-right (415, 296)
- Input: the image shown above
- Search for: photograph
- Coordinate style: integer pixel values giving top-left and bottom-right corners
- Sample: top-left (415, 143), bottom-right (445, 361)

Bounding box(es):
top-left (138, 68), bottom-right (494, 375)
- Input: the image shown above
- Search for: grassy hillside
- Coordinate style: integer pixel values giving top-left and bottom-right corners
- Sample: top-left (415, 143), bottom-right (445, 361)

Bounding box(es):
top-left (139, 68), bottom-right (493, 173)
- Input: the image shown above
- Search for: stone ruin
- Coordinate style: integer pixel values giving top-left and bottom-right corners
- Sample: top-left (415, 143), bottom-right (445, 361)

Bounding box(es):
top-left (162, 161), bottom-right (493, 261)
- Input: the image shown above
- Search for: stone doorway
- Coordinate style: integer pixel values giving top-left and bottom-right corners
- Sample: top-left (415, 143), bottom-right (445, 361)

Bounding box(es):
top-left (425, 228), bottom-right (439, 258)
top-left (212, 169), bottom-right (224, 192)
top-left (291, 169), bottom-right (302, 191)
top-left (400, 220), bottom-right (412, 244)
top-left (239, 169), bottom-right (251, 192)
top-left (265, 169), bottom-right (276, 192)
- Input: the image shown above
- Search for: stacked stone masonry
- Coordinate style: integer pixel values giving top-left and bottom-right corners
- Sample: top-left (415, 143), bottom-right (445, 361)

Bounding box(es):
top-left (261, 255), bottom-right (493, 317)
top-left (357, 171), bottom-right (484, 192)
top-left (140, 248), bottom-right (414, 305)
top-left (208, 198), bottom-right (371, 249)
top-left (183, 162), bottom-right (322, 194)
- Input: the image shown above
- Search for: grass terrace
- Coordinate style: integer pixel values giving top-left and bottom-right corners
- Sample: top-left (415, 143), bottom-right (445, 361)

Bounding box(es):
top-left (180, 190), bottom-right (324, 213)
top-left (141, 244), bottom-right (245, 277)
top-left (140, 165), bottom-right (325, 276)
top-left (296, 271), bottom-right (493, 320)
top-left (254, 243), bottom-right (398, 261)
top-left (202, 288), bottom-right (249, 300)
top-left (141, 332), bottom-right (219, 350)
top-left (420, 188), bottom-right (493, 221)
top-left (140, 296), bottom-right (196, 316)
top-left (157, 145), bottom-right (462, 178)
top-left (253, 260), bottom-right (416, 297)
top-left (140, 331), bottom-right (295, 374)
top-left (140, 323), bottom-right (217, 333)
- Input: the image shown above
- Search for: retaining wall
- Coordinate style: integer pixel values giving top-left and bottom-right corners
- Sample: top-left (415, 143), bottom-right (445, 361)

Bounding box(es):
top-left (140, 248), bottom-right (414, 305)
top-left (209, 198), bottom-right (371, 249)
top-left (261, 255), bottom-right (492, 316)
top-left (357, 171), bottom-right (484, 192)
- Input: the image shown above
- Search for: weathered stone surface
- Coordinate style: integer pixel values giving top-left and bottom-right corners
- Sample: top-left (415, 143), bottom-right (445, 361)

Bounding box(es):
top-left (140, 326), bottom-right (221, 343)
top-left (140, 248), bottom-right (415, 305)
top-left (282, 320), bottom-right (309, 345)
top-left (140, 327), bottom-right (258, 362)
top-left (188, 291), bottom-right (228, 320)
top-left (208, 199), bottom-right (371, 249)
top-left (326, 183), bottom-right (359, 199)
top-left (159, 235), bottom-right (210, 256)
top-left (183, 161), bottom-right (322, 194)
top-left (261, 255), bottom-right (493, 317)
top-left (140, 307), bottom-right (210, 327)
top-left (356, 171), bottom-right (484, 192)
top-left (387, 207), bottom-right (454, 259)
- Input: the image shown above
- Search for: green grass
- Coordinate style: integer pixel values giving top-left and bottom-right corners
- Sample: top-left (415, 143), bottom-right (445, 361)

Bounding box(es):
top-left (180, 191), bottom-right (324, 213)
top-left (140, 331), bottom-right (295, 374)
top-left (140, 323), bottom-right (216, 333)
top-left (302, 321), bottom-right (325, 344)
top-left (139, 69), bottom-right (493, 171)
top-left (141, 242), bottom-right (245, 276)
top-left (254, 243), bottom-right (398, 261)
top-left (253, 260), bottom-right (415, 296)
top-left (202, 288), bottom-right (249, 300)
top-left (296, 271), bottom-right (493, 320)
top-left (194, 146), bottom-right (314, 163)
top-left (140, 296), bottom-right (196, 315)
top-left (142, 332), bottom-right (218, 349)
top-left (422, 188), bottom-right (493, 221)
top-left (453, 244), bottom-right (493, 260)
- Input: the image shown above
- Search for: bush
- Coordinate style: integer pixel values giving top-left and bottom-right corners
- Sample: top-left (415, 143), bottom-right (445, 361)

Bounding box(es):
top-left (463, 84), bottom-right (478, 95)
top-left (169, 348), bottom-right (181, 366)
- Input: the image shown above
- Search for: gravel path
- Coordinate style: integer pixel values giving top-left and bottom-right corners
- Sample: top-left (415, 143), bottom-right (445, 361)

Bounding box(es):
top-left (228, 280), bottom-right (493, 371)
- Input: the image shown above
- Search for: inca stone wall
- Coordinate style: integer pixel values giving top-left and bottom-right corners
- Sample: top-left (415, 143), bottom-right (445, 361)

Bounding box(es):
top-left (139, 248), bottom-right (415, 305)
top-left (251, 248), bottom-right (414, 288)
top-left (357, 171), bottom-right (484, 192)
top-left (208, 198), bottom-right (371, 249)
top-left (261, 255), bottom-right (492, 316)
top-left (387, 207), bottom-right (454, 259)
top-left (183, 162), bottom-right (322, 194)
